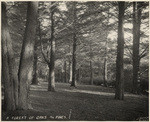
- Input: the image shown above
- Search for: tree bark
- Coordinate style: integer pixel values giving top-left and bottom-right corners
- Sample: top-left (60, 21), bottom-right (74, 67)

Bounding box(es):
top-left (58, 70), bottom-right (61, 82)
top-left (132, 2), bottom-right (142, 93)
top-left (64, 61), bottom-right (67, 83)
top-left (69, 61), bottom-right (72, 83)
top-left (71, 32), bottom-right (77, 87)
top-left (103, 57), bottom-right (108, 87)
top-left (31, 40), bottom-right (38, 85)
top-left (77, 68), bottom-right (81, 83)
top-left (71, 2), bottom-right (77, 87)
top-left (69, 43), bottom-right (72, 83)
top-left (103, 37), bottom-right (108, 87)
top-left (90, 41), bottom-right (93, 85)
top-left (48, 2), bottom-right (55, 91)
top-left (2, 2), bottom-right (18, 111)
top-left (103, 9), bottom-right (110, 87)
top-left (90, 60), bottom-right (93, 85)
top-left (18, 2), bottom-right (38, 109)
top-left (61, 66), bottom-right (64, 83)
top-left (98, 58), bottom-right (101, 76)
top-left (115, 2), bottom-right (125, 100)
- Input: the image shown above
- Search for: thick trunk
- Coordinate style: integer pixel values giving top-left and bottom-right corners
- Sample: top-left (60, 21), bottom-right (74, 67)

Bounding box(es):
top-left (48, 43), bottom-right (55, 92)
top-left (31, 41), bottom-right (38, 85)
top-left (48, 64), bottom-right (55, 91)
top-left (18, 2), bottom-right (38, 109)
top-left (132, 2), bottom-right (142, 93)
top-left (48, 2), bottom-right (55, 91)
top-left (2, 2), bottom-right (18, 111)
top-left (115, 2), bottom-right (125, 100)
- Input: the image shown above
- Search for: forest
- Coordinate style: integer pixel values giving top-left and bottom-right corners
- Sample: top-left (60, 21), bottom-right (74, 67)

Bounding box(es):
top-left (2, 1), bottom-right (149, 121)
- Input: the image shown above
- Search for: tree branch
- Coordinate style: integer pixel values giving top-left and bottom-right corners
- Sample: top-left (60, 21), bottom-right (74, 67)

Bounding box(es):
top-left (124, 42), bottom-right (133, 57)
top-left (140, 45), bottom-right (149, 59)
top-left (139, 68), bottom-right (148, 77)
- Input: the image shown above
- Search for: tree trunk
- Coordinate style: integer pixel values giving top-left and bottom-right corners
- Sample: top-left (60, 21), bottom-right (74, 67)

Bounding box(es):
top-left (77, 68), bottom-right (81, 83)
top-left (132, 2), bottom-right (142, 93)
top-left (71, 2), bottom-right (77, 87)
top-left (71, 32), bottom-right (77, 87)
top-left (58, 70), bottom-right (61, 82)
top-left (64, 61), bottom-right (67, 83)
top-left (103, 57), bottom-right (108, 87)
top-left (61, 66), bottom-right (64, 83)
top-left (115, 2), bottom-right (125, 100)
top-left (48, 2), bottom-right (55, 91)
top-left (31, 41), bottom-right (38, 85)
top-left (18, 2), bottom-right (38, 109)
top-left (69, 43), bottom-right (72, 83)
top-left (90, 60), bottom-right (93, 85)
top-left (2, 2), bottom-right (18, 111)
top-left (98, 58), bottom-right (101, 76)
top-left (48, 64), bottom-right (55, 91)
top-left (103, 9), bottom-right (110, 87)
top-left (90, 41), bottom-right (93, 85)
top-left (103, 38), bottom-right (108, 87)
top-left (69, 61), bottom-right (72, 83)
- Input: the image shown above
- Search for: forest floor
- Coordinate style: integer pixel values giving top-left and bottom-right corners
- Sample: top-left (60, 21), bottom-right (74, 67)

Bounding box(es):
top-left (2, 81), bottom-right (149, 121)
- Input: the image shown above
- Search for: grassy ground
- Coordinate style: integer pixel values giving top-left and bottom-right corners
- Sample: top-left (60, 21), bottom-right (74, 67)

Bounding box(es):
top-left (2, 82), bottom-right (149, 121)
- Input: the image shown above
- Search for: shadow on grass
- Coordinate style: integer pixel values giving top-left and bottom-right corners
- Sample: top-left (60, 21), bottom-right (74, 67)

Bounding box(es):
top-left (2, 83), bottom-right (149, 121)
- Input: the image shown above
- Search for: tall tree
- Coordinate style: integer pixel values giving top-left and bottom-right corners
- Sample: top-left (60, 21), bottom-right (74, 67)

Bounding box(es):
top-left (115, 2), bottom-right (125, 100)
top-left (71, 2), bottom-right (77, 87)
top-left (39, 2), bottom-right (56, 91)
top-left (103, 9), bottom-right (110, 87)
top-left (48, 2), bottom-right (56, 91)
top-left (132, 2), bottom-right (142, 93)
top-left (18, 2), bottom-right (38, 109)
top-left (2, 2), bottom-right (19, 111)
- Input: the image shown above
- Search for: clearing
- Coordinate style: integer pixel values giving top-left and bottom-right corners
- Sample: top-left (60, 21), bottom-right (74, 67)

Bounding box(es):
top-left (2, 82), bottom-right (148, 121)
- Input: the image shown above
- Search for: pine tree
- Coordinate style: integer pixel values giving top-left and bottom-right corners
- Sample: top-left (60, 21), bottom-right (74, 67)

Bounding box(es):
top-left (115, 2), bottom-right (125, 100)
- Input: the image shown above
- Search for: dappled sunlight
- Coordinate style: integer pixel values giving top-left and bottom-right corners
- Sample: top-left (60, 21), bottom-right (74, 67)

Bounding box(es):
top-left (30, 83), bottom-right (47, 91)
top-left (30, 94), bottom-right (47, 99)
top-left (59, 88), bottom-right (147, 98)
top-left (30, 84), bottom-right (47, 91)
top-left (2, 1), bottom-right (149, 121)
top-left (32, 107), bottom-right (52, 113)
top-left (30, 88), bottom-right (47, 91)
top-left (30, 82), bottom-right (147, 98)
top-left (60, 88), bottom-right (115, 96)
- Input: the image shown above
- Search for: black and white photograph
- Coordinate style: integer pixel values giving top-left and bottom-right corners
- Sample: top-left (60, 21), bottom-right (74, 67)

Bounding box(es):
top-left (1, 1), bottom-right (149, 121)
